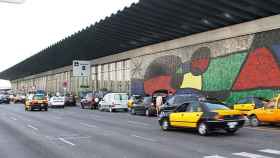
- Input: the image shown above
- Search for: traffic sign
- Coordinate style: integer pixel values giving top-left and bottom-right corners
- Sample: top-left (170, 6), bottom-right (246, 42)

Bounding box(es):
top-left (72, 60), bottom-right (90, 77)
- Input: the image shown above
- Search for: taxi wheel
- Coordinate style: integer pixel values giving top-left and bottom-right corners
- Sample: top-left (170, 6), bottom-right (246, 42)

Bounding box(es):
top-left (198, 122), bottom-right (209, 136)
top-left (249, 115), bottom-right (260, 127)
top-left (161, 119), bottom-right (170, 131)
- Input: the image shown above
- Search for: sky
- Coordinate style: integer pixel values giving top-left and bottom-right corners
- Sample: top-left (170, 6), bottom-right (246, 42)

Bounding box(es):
top-left (0, 0), bottom-right (139, 88)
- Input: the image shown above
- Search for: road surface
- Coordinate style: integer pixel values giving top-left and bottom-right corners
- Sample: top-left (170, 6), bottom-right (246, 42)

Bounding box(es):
top-left (0, 104), bottom-right (279, 158)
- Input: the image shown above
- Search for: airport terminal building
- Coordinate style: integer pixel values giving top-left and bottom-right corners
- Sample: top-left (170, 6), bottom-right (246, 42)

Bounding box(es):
top-left (2, 0), bottom-right (280, 103)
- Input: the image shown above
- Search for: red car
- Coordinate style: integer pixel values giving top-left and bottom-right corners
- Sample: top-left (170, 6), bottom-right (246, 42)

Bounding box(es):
top-left (80, 93), bottom-right (98, 109)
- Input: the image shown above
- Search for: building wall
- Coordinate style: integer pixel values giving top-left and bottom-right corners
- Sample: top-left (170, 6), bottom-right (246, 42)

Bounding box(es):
top-left (131, 28), bottom-right (280, 103)
top-left (10, 15), bottom-right (280, 101)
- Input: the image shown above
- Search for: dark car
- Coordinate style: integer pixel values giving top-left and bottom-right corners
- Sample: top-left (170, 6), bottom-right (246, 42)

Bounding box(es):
top-left (65, 94), bottom-right (76, 106)
top-left (80, 92), bottom-right (98, 109)
top-left (0, 94), bottom-right (10, 104)
top-left (131, 97), bottom-right (157, 116)
top-left (160, 94), bottom-right (205, 114)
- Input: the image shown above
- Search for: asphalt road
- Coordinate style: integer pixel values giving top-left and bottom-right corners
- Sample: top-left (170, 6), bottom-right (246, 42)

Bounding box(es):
top-left (0, 104), bottom-right (280, 158)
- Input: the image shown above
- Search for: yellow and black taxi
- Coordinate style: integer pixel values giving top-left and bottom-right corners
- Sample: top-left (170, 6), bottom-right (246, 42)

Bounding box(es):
top-left (232, 96), bottom-right (269, 115)
top-left (159, 100), bottom-right (245, 136)
top-left (25, 94), bottom-right (48, 111)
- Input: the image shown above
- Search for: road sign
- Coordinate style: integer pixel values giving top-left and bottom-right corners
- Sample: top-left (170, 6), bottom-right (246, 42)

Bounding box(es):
top-left (63, 81), bottom-right (68, 88)
top-left (73, 60), bottom-right (90, 77)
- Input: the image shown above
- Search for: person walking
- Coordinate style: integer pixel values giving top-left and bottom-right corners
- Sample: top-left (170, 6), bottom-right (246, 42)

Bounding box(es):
top-left (156, 95), bottom-right (163, 117)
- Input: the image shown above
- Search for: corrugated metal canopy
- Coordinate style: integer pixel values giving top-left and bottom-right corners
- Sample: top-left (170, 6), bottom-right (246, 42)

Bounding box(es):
top-left (1, 0), bottom-right (280, 80)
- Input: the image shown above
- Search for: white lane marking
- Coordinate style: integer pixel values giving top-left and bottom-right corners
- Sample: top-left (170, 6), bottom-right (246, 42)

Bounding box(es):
top-left (53, 116), bottom-right (62, 120)
top-left (10, 117), bottom-right (17, 121)
top-left (66, 136), bottom-right (91, 140)
top-left (80, 122), bottom-right (98, 128)
top-left (260, 149), bottom-right (280, 155)
top-left (131, 134), bottom-right (156, 142)
top-left (127, 121), bottom-right (149, 126)
top-left (233, 152), bottom-right (272, 158)
top-left (27, 125), bottom-right (38, 131)
top-left (204, 155), bottom-right (226, 158)
top-left (58, 138), bottom-right (75, 146)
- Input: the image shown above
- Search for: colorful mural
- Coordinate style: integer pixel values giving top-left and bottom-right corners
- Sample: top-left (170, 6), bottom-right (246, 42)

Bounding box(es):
top-left (131, 29), bottom-right (280, 104)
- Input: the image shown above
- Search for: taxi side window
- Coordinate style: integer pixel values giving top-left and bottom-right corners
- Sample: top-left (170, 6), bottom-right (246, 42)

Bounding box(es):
top-left (175, 104), bottom-right (189, 112)
top-left (186, 102), bottom-right (202, 112)
top-left (265, 100), bottom-right (276, 109)
top-left (237, 98), bottom-right (250, 104)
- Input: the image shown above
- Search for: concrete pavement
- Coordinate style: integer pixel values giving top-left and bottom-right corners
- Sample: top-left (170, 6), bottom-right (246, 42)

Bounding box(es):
top-left (0, 104), bottom-right (280, 158)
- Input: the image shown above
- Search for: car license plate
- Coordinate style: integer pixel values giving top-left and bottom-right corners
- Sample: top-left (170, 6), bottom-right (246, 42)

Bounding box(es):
top-left (41, 104), bottom-right (44, 107)
top-left (227, 122), bottom-right (238, 128)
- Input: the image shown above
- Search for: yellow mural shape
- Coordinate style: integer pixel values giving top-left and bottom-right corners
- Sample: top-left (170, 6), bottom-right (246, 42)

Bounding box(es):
top-left (180, 73), bottom-right (202, 90)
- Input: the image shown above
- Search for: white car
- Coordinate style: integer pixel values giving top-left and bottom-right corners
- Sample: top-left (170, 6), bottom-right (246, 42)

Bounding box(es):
top-left (49, 96), bottom-right (65, 108)
top-left (99, 93), bottom-right (128, 112)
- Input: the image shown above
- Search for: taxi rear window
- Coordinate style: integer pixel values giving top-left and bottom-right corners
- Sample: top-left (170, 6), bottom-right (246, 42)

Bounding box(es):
top-left (33, 95), bottom-right (45, 100)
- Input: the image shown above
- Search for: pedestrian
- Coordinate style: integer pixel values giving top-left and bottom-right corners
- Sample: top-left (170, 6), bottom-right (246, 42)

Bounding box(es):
top-left (156, 95), bottom-right (163, 117)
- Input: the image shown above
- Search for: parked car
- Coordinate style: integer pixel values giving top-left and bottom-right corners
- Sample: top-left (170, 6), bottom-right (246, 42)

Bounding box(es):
top-left (99, 93), bottom-right (128, 112)
top-left (160, 94), bottom-right (205, 114)
top-left (128, 95), bottom-right (142, 109)
top-left (232, 96), bottom-right (269, 115)
top-left (159, 100), bottom-right (245, 136)
top-left (64, 94), bottom-right (76, 106)
top-left (25, 94), bottom-right (48, 111)
top-left (247, 95), bottom-right (280, 127)
top-left (49, 96), bottom-right (65, 108)
top-left (80, 92), bottom-right (98, 109)
top-left (0, 94), bottom-right (10, 104)
top-left (131, 96), bottom-right (157, 116)
top-left (12, 93), bottom-right (26, 103)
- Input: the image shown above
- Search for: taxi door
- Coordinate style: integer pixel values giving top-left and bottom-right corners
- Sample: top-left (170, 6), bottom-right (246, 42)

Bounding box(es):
top-left (169, 104), bottom-right (188, 127)
top-left (181, 102), bottom-right (203, 128)
top-left (258, 98), bottom-right (279, 122)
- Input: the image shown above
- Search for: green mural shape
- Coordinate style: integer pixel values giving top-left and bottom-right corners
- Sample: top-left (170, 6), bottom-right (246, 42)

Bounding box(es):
top-left (203, 51), bottom-right (247, 91)
top-left (227, 89), bottom-right (280, 105)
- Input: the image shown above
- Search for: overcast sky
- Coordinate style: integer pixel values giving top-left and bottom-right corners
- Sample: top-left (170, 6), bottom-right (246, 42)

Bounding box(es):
top-left (0, 0), bottom-right (138, 88)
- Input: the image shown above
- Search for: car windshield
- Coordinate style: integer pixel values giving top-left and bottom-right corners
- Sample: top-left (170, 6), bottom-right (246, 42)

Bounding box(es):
top-left (204, 102), bottom-right (229, 111)
top-left (33, 95), bottom-right (45, 100)
top-left (114, 94), bottom-right (128, 100)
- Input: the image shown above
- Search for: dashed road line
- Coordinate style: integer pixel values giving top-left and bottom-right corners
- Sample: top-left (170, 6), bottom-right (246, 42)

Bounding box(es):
top-left (58, 138), bottom-right (75, 146)
top-left (259, 149), bottom-right (280, 155)
top-left (131, 134), bottom-right (156, 142)
top-left (127, 121), bottom-right (150, 126)
top-left (204, 155), bottom-right (226, 158)
top-left (80, 122), bottom-right (98, 128)
top-left (9, 117), bottom-right (17, 121)
top-left (27, 124), bottom-right (38, 131)
top-left (233, 152), bottom-right (272, 158)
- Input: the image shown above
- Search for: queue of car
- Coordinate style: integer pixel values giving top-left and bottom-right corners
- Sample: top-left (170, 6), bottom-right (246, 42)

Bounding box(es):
top-left (3, 89), bottom-right (280, 136)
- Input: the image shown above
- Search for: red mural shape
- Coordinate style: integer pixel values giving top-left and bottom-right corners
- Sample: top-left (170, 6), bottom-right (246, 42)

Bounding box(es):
top-left (191, 58), bottom-right (210, 73)
top-left (233, 48), bottom-right (280, 90)
top-left (144, 75), bottom-right (176, 96)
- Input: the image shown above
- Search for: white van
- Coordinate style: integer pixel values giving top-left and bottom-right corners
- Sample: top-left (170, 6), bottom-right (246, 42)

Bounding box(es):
top-left (99, 93), bottom-right (128, 112)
